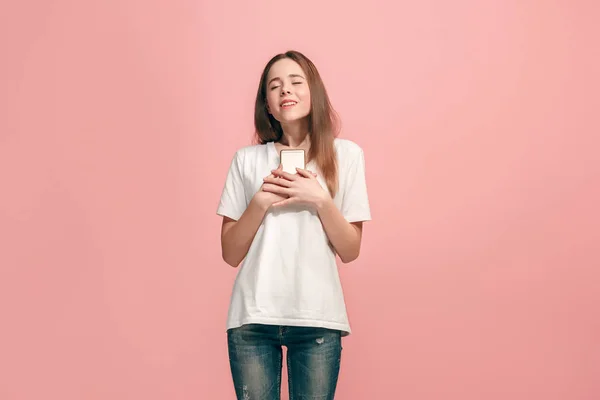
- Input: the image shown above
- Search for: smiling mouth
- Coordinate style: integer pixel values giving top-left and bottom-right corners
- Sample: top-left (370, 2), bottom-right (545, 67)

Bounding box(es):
top-left (281, 101), bottom-right (297, 108)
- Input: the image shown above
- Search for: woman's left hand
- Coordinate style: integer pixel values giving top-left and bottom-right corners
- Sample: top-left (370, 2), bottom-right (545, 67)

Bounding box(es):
top-left (262, 168), bottom-right (329, 208)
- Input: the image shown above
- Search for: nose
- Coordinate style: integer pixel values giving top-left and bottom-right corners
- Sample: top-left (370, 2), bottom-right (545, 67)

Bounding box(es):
top-left (280, 83), bottom-right (292, 95)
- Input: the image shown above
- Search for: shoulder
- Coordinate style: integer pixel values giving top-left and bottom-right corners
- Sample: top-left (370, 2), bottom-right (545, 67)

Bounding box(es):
top-left (334, 138), bottom-right (363, 153)
top-left (334, 138), bottom-right (365, 161)
top-left (231, 143), bottom-right (269, 161)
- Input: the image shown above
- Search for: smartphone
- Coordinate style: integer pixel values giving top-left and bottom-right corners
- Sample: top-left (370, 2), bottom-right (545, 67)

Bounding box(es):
top-left (280, 149), bottom-right (305, 174)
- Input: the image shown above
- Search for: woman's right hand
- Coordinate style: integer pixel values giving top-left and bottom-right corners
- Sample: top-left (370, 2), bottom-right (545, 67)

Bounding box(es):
top-left (252, 165), bottom-right (318, 211)
top-left (251, 166), bottom-right (288, 211)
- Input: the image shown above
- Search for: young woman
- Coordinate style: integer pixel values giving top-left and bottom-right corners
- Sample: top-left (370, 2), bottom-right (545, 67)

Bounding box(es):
top-left (216, 50), bottom-right (371, 400)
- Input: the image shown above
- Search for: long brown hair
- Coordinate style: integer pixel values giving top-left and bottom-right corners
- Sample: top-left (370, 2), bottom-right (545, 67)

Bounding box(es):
top-left (254, 50), bottom-right (340, 196)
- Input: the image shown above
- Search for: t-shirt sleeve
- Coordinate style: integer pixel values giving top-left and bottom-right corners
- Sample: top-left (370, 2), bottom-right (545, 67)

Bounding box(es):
top-left (340, 147), bottom-right (372, 223)
top-left (216, 150), bottom-right (247, 221)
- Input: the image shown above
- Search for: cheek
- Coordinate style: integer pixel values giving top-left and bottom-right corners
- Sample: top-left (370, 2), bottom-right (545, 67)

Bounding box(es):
top-left (300, 91), bottom-right (311, 110)
top-left (266, 94), bottom-right (278, 112)
top-left (298, 87), bottom-right (309, 100)
top-left (299, 86), bottom-right (311, 103)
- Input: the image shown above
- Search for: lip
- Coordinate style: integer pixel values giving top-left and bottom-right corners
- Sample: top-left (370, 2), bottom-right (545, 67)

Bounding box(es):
top-left (280, 99), bottom-right (298, 108)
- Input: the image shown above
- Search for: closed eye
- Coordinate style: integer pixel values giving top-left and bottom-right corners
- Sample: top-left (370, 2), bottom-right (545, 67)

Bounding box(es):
top-left (270, 81), bottom-right (301, 91)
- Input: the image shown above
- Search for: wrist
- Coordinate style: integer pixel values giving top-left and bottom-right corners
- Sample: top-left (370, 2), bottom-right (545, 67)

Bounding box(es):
top-left (315, 193), bottom-right (333, 213)
top-left (250, 195), bottom-right (269, 214)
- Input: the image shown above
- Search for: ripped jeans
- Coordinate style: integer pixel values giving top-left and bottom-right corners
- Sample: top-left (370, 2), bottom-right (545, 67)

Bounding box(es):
top-left (227, 324), bottom-right (343, 400)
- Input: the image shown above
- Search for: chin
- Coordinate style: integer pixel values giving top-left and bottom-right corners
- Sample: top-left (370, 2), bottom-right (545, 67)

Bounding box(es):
top-left (277, 113), bottom-right (309, 124)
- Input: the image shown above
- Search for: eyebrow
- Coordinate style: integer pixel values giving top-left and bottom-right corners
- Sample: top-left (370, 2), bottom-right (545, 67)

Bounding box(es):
top-left (268, 74), bottom-right (306, 86)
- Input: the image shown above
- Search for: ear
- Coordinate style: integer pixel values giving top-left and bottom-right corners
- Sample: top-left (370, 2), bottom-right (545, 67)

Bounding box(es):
top-left (266, 101), bottom-right (271, 114)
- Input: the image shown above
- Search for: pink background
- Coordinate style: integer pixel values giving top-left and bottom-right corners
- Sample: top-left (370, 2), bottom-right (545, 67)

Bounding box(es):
top-left (1, 1), bottom-right (599, 399)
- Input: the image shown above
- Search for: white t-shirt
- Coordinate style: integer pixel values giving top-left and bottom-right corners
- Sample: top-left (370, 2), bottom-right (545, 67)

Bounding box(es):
top-left (216, 138), bottom-right (371, 336)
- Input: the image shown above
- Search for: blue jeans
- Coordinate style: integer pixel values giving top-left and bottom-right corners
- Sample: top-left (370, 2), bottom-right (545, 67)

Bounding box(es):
top-left (227, 324), bottom-right (343, 399)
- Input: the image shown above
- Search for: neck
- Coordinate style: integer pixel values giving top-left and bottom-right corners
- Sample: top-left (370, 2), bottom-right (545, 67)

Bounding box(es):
top-left (279, 119), bottom-right (310, 148)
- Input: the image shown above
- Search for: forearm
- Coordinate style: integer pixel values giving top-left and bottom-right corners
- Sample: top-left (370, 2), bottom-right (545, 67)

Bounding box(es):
top-left (316, 198), bottom-right (362, 263)
top-left (221, 199), bottom-right (268, 267)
